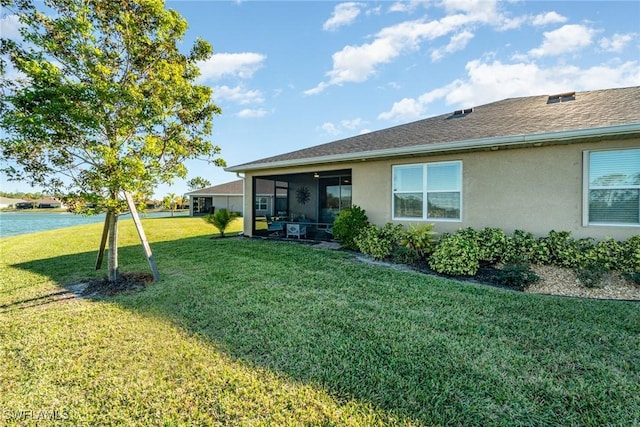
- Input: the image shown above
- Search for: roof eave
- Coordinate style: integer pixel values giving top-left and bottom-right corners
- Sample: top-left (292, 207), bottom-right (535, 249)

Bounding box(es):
top-left (225, 123), bottom-right (640, 173)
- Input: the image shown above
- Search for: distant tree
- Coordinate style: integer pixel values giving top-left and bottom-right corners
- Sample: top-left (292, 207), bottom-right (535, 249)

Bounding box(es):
top-left (163, 192), bottom-right (182, 217)
top-left (0, 0), bottom-right (224, 282)
top-left (187, 177), bottom-right (212, 191)
top-left (204, 208), bottom-right (237, 238)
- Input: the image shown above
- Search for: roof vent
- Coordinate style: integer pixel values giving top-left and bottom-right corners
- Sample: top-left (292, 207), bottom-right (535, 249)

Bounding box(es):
top-left (452, 107), bottom-right (473, 117)
top-left (547, 91), bottom-right (575, 104)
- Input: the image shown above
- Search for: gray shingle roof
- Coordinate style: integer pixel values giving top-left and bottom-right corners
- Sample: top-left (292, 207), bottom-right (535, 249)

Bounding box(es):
top-left (185, 179), bottom-right (243, 196)
top-left (227, 86), bottom-right (640, 172)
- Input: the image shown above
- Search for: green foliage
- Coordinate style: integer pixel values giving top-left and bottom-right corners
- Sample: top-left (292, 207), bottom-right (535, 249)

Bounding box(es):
top-left (544, 230), bottom-right (583, 268)
top-left (204, 208), bottom-right (238, 238)
top-left (1, 0), bottom-right (224, 214)
top-left (429, 229), bottom-right (480, 276)
top-left (495, 264), bottom-right (541, 290)
top-left (575, 264), bottom-right (609, 288)
top-left (504, 229), bottom-right (550, 265)
top-left (3, 221), bottom-right (640, 425)
top-left (332, 205), bottom-right (369, 250)
top-left (621, 271), bottom-right (640, 285)
top-left (186, 177), bottom-right (212, 191)
top-left (477, 227), bottom-right (508, 264)
top-left (580, 238), bottom-right (621, 271)
top-left (0, 0), bottom-right (225, 281)
top-left (620, 235), bottom-right (640, 273)
top-left (354, 223), bottom-right (404, 260)
top-left (398, 223), bottom-right (437, 259)
top-left (391, 246), bottom-right (422, 266)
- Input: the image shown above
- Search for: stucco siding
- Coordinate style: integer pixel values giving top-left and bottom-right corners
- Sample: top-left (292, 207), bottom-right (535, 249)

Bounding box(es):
top-left (241, 138), bottom-right (639, 241)
top-left (354, 138), bottom-right (639, 240)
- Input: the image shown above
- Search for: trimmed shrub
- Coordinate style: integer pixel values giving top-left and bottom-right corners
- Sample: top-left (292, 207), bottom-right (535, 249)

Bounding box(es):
top-left (355, 223), bottom-right (404, 260)
top-left (429, 230), bottom-right (480, 276)
top-left (391, 246), bottom-right (422, 266)
top-left (581, 238), bottom-right (621, 271)
top-left (544, 230), bottom-right (582, 268)
top-left (398, 223), bottom-right (437, 259)
top-left (621, 271), bottom-right (640, 285)
top-left (575, 264), bottom-right (609, 288)
top-left (504, 229), bottom-right (550, 265)
top-left (620, 235), bottom-right (640, 274)
top-left (494, 264), bottom-right (540, 290)
top-left (332, 205), bottom-right (369, 250)
top-left (477, 227), bottom-right (508, 264)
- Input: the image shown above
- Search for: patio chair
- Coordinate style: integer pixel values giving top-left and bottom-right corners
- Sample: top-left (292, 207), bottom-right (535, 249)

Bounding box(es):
top-left (268, 220), bottom-right (284, 236)
top-left (286, 223), bottom-right (307, 239)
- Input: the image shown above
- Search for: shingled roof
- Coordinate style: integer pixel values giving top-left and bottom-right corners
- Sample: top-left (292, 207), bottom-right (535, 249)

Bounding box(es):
top-left (227, 86), bottom-right (640, 172)
top-left (185, 180), bottom-right (243, 196)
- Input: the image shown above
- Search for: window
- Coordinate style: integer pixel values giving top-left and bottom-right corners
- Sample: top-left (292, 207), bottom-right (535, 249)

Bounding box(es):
top-left (255, 196), bottom-right (268, 211)
top-left (586, 148), bottom-right (640, 225)
top-left (393, 161), bottom-right (462, 221)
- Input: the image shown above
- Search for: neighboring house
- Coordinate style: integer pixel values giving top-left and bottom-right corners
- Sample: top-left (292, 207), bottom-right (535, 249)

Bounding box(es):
top-left (0, 197), bottom-right (29, 209)
top-left (15, 201), bottom-right (35, 209)
top-left (227, 86), bottom-right (640, 241)
top-left (35, 198), bottom-right (63, 208)
top-left (186, 180), bottom-right (244, 216)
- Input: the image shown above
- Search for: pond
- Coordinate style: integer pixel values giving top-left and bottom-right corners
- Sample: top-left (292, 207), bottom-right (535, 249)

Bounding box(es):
top-left (0, 211), bottom-right (188, 238)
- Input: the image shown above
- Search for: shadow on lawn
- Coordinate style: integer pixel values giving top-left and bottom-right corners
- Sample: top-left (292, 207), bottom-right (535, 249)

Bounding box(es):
top-left (9, 236), bottom-right (639, 425)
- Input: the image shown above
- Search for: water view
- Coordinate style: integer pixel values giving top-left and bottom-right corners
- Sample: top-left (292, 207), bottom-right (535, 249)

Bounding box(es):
top-left (0, 211), bottom-right (188, 239)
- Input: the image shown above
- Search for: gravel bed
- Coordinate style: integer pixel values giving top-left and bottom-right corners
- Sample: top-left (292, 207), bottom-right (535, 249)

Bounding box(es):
top-left (352, 252), bottom-right (639, 301)
top-left (527, 265), bottom-right (639, 301)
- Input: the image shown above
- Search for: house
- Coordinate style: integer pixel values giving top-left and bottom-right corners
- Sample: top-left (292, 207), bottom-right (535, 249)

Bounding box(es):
top-left (35, 198), bottom-right (63, 208)
top-left (0, 197), bottom-right (29, 209)
top-left (15, 201), bottom-right (35, 209)
top-left (186, 180), bottom-right (244, 216)
top-left (226, 86), bottom-right (640, 241)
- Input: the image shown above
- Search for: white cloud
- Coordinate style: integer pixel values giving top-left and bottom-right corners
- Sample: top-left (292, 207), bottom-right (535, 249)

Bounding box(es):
top-left (319, 122), bottom-right (340, 136)
top-left (531, 11), bottom-right (567, 26)
top-left (236, 108), bottom-right (267, 118)
top-left (378, 97), bottom-right (424, 121)
top-left (528, 24), bottom-right (596, 58)
top-left (378, 59), bottom-right (640, 122)
top-left (323, 2), bottom-right (363, 31)
top-left (341, 118), bottom-right (366, 130)
top-left (431, 29), bottom-right (474, 61)
top-left (197, 52), bottom-right (266, 81)
top-left (599, 33), bottom-right (636, 53)
top-left (388, 1), bottom-right (426, 13)
top-left (305, 1), bottom-right (508, 94)
top-left (317, 118), bottom-right (368, 135)
top-left (378, 85), bottom-right (454, 121)
top-left (0, 14), bottom-right (22, 39)
top-left (213, 85), bottom-right (264, 105)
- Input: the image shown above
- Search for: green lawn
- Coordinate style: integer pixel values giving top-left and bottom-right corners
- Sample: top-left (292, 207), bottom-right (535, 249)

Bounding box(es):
top-left (1, 217), bottom-right (638, 426)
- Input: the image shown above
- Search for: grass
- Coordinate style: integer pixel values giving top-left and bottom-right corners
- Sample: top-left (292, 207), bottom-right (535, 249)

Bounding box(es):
top-left (1, 217), bottom-right (639, 426)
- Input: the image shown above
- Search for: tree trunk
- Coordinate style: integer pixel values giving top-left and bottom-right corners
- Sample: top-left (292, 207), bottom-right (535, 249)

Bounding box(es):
top-left (107, 210), bottom-right (119, 282)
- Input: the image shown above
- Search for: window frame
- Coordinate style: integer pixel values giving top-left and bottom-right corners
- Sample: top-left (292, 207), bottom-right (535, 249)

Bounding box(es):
top-left (582, 148), bottom-right (640, 227)
top-left (255, 196), bottom-right (268, 211)
top-left (392, 160), bottom-right (462, 222)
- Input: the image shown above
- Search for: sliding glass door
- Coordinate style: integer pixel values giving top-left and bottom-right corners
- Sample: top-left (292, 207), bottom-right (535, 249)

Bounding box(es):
top-left (319, 176), bottom-right (351, 223)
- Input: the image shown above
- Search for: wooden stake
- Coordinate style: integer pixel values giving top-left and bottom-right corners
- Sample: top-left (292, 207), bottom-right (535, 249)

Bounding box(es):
top-left (124, 192), bottom-right (160, 282)
top-left (95, 212), bottom-right (110, 270)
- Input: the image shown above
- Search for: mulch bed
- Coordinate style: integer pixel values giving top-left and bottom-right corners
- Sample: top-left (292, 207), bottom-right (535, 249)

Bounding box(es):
top-left (80, 272), bottom-right (156, 297)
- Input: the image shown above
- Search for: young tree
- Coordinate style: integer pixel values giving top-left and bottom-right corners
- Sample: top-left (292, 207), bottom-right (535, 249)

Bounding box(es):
top-left (186, 177), bottom-right (212, 191)
top-left (0, 0), bottom-right (224, 282)
top-left (204, 208), bottom-right (237, 238)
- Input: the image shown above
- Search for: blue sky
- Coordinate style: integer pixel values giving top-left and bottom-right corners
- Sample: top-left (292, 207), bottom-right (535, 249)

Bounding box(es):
top-left (1, 1), bottom-right (639, 198)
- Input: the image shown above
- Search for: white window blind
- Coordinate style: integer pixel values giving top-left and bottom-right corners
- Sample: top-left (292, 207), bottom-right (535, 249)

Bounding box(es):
top-left (588, 149), bottom-right (640, 225)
